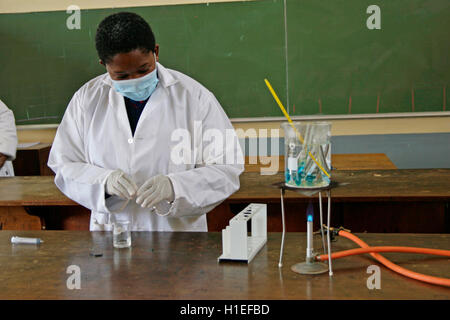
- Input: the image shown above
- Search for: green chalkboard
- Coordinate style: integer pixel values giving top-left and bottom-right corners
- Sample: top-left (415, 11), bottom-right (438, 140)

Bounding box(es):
top-left (0, 0), bottom-right (285, 124)
top-left (287, 0), bottom-right (450, 115)
top-left (0, 0), bottom-right (448, 124)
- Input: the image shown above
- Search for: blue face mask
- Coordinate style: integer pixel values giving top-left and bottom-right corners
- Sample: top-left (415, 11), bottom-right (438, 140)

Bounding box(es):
top-left (111, 61), bottom-right (159, 101)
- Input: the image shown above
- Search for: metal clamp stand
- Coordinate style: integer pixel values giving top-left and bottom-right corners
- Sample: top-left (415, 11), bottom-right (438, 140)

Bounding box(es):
top-left (274, 181), bottom-right (337, 276)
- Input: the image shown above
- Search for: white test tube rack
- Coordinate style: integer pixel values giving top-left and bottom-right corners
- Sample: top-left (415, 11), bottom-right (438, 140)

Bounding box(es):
top-left (218, 203), bottom-right (267, 263)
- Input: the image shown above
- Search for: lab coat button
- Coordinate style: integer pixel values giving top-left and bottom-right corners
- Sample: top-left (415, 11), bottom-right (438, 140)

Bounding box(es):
top-left (128, 138), bottom-right (133, 144)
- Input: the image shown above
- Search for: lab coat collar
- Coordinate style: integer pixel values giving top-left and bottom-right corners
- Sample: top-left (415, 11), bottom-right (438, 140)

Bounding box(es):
top-left (155, 62), bottom-right (178, 87)
top-left (101, 62), bottom-right (178, 88)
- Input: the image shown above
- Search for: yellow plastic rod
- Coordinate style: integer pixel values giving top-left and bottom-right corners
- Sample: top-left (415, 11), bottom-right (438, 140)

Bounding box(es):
top-left (264, 78), bottom-right (330, 178)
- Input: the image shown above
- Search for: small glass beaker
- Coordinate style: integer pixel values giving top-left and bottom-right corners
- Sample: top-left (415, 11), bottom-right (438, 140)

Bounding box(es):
top-left (281, 121), bottom-right (332, 188)
top-left (113, 220), bottom-right (131, 248)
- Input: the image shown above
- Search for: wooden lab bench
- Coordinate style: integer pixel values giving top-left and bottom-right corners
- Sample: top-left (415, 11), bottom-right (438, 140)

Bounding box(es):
top-left (0, 153), bottom-right (395, 231)
top-left (0, 230), bottom-right (448, 299)
top-left (1, 153), bottom-right (448, 233)
top-left (209, 169), bottom-right (450, 233)
top-left (244, 153), bottom-right (397, 173)
top-left (1, 169), bottom-right (449, 233)
top-left (0, 176), bottom-right (81, 230)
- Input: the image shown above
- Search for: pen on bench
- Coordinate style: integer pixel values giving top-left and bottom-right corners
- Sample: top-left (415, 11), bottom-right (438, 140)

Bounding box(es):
top-left (11, 236), bottom-right (44, 244)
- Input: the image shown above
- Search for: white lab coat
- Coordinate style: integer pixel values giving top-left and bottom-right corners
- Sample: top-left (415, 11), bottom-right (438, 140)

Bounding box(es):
top-left (0, 99), bottom-right (17, 177)
top-left (48, 62), bottom-right (244, 231)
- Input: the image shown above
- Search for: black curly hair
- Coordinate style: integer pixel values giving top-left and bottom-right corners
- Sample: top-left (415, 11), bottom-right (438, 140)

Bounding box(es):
top-left (95, 12), bottom-right (156, 64)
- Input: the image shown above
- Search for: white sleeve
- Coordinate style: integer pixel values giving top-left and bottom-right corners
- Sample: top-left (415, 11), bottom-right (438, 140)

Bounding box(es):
top-left (0, 100), bottom-right (18, 161)
top-left (167, 92), bottom-right (244, 218)
top-left (47, 91), bottom-right (114, 214)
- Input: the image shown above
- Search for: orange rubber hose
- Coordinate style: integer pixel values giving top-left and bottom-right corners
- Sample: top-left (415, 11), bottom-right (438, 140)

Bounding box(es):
top-left (316, 230), bottom-right (450, 287)
top-left (317, 246), bottom-right (450, 260)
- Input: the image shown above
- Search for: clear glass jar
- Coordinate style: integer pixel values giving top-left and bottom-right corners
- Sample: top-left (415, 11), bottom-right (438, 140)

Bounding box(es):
top-left (113, 219), bottom-right (131, 248)
top-left (281, 121), bottom-right (331, 188)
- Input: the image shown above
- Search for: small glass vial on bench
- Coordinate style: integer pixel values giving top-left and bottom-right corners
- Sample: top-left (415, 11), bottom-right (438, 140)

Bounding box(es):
top-left (113, 219), bottom-right (131, 248)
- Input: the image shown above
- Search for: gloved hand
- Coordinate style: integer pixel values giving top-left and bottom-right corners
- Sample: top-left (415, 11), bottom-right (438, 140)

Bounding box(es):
top-left (105, 170), bottom-right (138, 200)
top-left (136, 175), bottom-right (175, 208)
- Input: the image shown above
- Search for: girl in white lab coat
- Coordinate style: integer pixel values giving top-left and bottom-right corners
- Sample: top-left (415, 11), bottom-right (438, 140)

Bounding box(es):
top-left (0, 99), bottom-right (17, 177)
top-left (48, 12), bottom-right (244, 231)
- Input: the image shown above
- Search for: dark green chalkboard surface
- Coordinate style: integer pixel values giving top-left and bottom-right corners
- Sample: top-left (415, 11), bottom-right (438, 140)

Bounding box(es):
top-left (0, 0), bottom-right (448, 124)
top-left (287, 0), bottom-right (449, 116)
